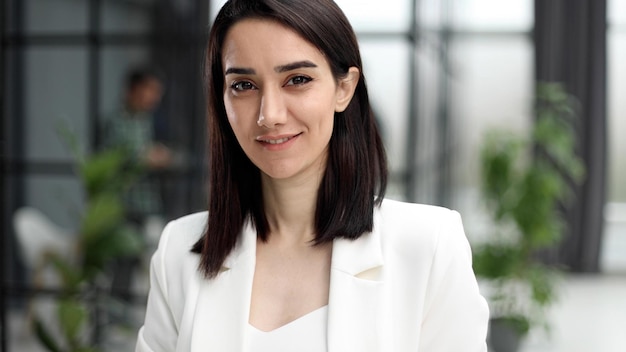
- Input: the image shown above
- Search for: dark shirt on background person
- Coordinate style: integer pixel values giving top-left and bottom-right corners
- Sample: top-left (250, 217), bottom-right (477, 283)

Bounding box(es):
top-left (101, 66), bottom-right (172, 222)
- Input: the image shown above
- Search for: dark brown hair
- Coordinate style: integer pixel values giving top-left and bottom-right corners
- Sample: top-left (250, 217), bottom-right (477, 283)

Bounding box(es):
top-left (192, 0), bottom-right (388, 278)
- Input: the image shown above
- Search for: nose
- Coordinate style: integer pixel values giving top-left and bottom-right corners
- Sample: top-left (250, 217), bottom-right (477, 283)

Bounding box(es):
top-left (257, 86), bottom-right (287, 128)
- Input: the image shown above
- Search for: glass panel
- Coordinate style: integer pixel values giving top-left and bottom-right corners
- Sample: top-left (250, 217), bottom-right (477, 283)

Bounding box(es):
top-left (4, 174), bottom-right (21, 292)
top-left (99, 47), bottom-right (152, 119)
top-left (450, 0), bottom-right (533, 31)
top-left (604, 0), bottom-right (626, 273)
top-left (23, 48), bottom-right (89, 161)
top-left (101, 299), bottom-right (146, 349)
top-left (11, 172), bottom-right (149, 347)
top-left (24, 0), bottom-right (88, 33)
top-left (8, 296), bottom-right (62, 350)
top-left (209, 0), bottom-right (226, 20)
top-left (609, 0), bottom-right (626, 26)
top-left (448, 36), bottom-right (533, 233)
top-left (210, 0), bottom-right (412, 33)
top-left (7, 295), bottom-right (145, 350)
top-left (413, 37), bottom-right (446, 204)
top-left (419, 0), bottom-right (445, 30)
top-left (336, 0), bottom-right (412, 33)
top-left (359, 38), bottom-right (411, 199)
top-left (101, 0), bottom-right (154, 34)
top-left (4, 47), bottom-right (18, 159)
top-left (602, 203), bottom-right (626, 272)
top-left (607, 31), bottom-right (626, 201)
top-left (23, 175), bottom-right (84, 231)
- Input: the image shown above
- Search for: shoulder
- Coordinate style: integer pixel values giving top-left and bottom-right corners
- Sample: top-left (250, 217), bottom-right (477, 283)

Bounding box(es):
top-left (164, 211), bottom-right (208, 239)
top-left (158, 211), bottom-right (207, 257)
top-left (375, 200), bottom-right (488, 349)
top-left (377, 198), bottom-right (457, 223)
top-left (139, 212), bottom-right (208, 347)
top-left (376, 198), bottom-right (462, 237)
top-left (153, 212), bottom-right (206, 281)
top-left (148, 212), bottom-right (207, 313)
top-left (375, 198), bottom-right (468, 259)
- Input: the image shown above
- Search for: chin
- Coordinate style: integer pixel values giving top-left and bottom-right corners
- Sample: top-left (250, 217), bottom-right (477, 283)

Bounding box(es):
top-left (260, 168), bottom-right (297, 180)
top-left (258, 162), bottom-right (306, 180)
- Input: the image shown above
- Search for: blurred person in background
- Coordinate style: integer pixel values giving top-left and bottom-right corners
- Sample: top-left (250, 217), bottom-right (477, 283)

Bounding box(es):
top-left (136, 0), bottom-right (489, 351)
top-left (102, 66), bottom-right (172, 220)
top-left (101, 65), bottom-right (172, 302)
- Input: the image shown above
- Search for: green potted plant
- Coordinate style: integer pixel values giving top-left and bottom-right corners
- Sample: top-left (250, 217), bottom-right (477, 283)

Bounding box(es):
top-left (473, 83), bottom-right (585, 351)
top-left (32, 129), bottom-right (144, 352)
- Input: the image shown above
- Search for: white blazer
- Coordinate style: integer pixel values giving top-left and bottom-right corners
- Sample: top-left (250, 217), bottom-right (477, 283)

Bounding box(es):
top-left (136, 199), bottom-right (489, 351)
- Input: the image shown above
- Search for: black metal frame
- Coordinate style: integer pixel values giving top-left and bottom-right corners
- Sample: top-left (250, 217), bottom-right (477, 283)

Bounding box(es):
top-left (1, 0), bottom-right (6, 347)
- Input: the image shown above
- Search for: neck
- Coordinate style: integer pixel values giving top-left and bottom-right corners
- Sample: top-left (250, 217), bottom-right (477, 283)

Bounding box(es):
top-left (260, 171), bottom-right (322, 245)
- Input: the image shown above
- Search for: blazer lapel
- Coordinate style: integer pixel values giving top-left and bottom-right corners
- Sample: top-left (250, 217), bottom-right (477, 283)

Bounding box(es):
top-left (327, 216), bottom-right (385, 352)
top-left (187, 215), bottom-right (386, 351)
top-left (189, 222), bottom-right (257, 351)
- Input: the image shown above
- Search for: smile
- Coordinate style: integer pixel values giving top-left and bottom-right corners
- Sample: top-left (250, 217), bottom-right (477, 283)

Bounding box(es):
top-left (256, 133), bottom-right (301, 145)
top-left (263, 137), bottom-right (290, 144)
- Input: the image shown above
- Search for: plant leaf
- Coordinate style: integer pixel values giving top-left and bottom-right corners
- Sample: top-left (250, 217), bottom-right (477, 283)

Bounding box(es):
top-left (33, 317), bottom-right (63, 352)
top-left (58, 299), bottom-right (88, 347)
top-left (47, 253), bottom-right (82, 290)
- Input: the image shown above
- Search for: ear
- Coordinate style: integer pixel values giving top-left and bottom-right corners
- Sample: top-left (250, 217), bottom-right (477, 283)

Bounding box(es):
top-left (335, 67), bottom-right (360, 113)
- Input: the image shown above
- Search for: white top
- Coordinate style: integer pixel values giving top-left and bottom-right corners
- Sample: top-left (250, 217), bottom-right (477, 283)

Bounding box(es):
top-left (248, 305), bottom-right (328, 352)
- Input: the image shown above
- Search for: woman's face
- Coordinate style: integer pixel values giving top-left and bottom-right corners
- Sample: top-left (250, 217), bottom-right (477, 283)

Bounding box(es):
top-left (221, 19), bottom-right (358, 181)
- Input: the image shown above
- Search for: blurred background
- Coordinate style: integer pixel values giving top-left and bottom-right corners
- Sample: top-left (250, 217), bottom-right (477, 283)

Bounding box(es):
top-left (1, 0), bottom-right (625, 351)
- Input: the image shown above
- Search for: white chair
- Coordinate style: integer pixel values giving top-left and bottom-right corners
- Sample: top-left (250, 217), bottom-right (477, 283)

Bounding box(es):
top-left (13, 207), bottom-right (75, 287)
top-left (13, 207), bottom-right (77, 345)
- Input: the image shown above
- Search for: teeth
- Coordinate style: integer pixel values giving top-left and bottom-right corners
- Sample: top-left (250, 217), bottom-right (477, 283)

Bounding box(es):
top-left (263, 137), bottom-right (290, 144)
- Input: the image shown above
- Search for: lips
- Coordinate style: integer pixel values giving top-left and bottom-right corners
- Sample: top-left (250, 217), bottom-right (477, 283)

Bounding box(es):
top-left (256, 133), bottom-right (302, 145)
top-left (262, 137), bottom-right (290, 144)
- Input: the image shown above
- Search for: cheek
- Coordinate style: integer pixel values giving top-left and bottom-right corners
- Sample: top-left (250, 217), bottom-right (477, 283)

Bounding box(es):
top-left (224, 97), bottom-right (245, 133)
top-left (223, 93), bottom-right (235, 122)
top-left (224, 94), bottom-right (259, 127)
top-left (297, 90), bottom-right (337, 126)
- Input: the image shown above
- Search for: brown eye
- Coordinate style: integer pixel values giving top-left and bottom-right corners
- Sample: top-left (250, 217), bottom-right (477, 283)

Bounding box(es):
top-left (285, 75), bottom-right (312, 86)
top-left (231, 81), bottom-right (256, 91)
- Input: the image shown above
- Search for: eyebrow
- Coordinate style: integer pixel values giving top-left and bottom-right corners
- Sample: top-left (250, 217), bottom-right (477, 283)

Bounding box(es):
top-left (224, 60), bottom-right (318, 75)
top-left (275, 60), bottom-right (317, 73)
top-left (224, 67), bottom-right (255, 75)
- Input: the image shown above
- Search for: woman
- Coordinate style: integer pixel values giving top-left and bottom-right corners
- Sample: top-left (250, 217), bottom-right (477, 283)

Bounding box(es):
top-left (136, 0), bottom-right (489, 351)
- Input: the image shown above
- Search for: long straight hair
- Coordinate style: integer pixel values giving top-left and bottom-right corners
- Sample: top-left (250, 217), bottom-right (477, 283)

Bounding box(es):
top-left (192, 0), bottom-right (388, 278)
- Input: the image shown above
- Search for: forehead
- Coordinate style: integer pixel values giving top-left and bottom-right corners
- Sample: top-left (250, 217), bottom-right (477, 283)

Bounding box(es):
top-left (221, 18), bottom-right (327, 68)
